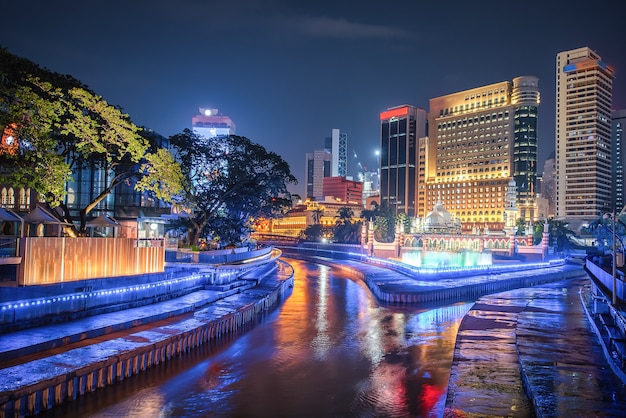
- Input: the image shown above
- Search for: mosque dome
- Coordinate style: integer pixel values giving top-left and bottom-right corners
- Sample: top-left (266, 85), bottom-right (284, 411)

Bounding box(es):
top-left (424, 199), bottom-right (453, 230)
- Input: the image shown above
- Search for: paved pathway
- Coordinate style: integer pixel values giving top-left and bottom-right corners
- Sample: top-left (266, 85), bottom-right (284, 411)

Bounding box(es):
top-left (445, 276), bottom-right (626, 417)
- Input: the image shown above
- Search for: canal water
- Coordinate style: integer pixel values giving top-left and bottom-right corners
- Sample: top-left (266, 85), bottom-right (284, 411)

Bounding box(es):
top-left (42, 258), bottom-right (472, 418)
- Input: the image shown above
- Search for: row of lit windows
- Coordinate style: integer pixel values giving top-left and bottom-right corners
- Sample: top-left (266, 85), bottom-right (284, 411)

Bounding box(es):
top-left (438, 155), bottom-right (508, 167)
top-left (428, 180), bottom-right (508, 188)
top-left (439, 139), bottom-right (508, 150)
top-left (439, 145), bottom-right (508, 156)
top-left (437, 111), bottom-right (510, 129)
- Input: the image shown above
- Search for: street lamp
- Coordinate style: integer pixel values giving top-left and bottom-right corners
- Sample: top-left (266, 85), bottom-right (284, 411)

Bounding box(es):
top-left (605, 212), bottom-right (618, 305)
top-left (612, 212), bottom-right (617, 305)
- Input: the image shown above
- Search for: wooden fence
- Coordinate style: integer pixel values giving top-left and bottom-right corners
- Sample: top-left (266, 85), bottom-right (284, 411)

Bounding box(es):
top-left (16, 237), bottom-right (164, 285)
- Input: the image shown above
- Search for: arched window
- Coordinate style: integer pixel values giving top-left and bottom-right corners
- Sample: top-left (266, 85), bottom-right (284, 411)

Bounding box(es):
top-left (19, 188), bottom-right (30, 210)
top-left (7, 188), bottom-right (14, 206)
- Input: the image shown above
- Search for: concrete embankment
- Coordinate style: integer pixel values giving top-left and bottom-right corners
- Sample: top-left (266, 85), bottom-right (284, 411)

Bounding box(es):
top-left (445, 275), bottom-right (626, 417)
top-left (282, 250), bottom-right (584, 305)
top-left (0, 263), bottom-right (294, 417)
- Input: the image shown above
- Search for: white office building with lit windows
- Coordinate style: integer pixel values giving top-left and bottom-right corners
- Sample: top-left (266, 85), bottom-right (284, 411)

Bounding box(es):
top-left (555, 47), bottom-right (614, 220)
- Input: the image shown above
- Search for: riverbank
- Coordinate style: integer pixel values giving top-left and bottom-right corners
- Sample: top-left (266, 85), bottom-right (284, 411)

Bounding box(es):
top-left (0, 251), bottom-right (613, 417)
top-left (0, 261), bottom-right (294, 417)
top-left (444, 276), bottom-right (626, 417)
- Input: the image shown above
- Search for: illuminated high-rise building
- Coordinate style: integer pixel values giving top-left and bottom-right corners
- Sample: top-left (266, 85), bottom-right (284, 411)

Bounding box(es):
top-left (555, 47), bottom-right (614, 220)
top-left (192, 107), bottom-right (236, 139)
top-left (325, 129), bottom-right (348, 177)
top-left (379, 105), bottom-right (428, 216)
top-left (305, 149), bottom-right (332, 199)
top-left (612, 109), bottom-right (626, 213)
top-left (426, 76), bottom-right (540, 231)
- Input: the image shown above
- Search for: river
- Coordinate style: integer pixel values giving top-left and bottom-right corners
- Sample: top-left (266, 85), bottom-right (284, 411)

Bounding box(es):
top-left (42, 257), bottom-right (472, 418)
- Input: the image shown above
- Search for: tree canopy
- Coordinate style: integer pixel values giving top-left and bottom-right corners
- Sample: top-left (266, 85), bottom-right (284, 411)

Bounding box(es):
top-left (0, 47), bottom-right (184, 235)
top-left (168, 129), bottom-right (297, 246)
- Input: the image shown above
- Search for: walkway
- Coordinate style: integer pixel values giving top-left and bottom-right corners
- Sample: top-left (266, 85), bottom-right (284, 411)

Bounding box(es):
top-left (445, 276), bottom-right (626, 417)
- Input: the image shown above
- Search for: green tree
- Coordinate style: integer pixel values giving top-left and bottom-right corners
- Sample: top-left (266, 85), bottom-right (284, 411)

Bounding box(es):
top-left (333, 206), bottom-right (362, 244)
top-left (586, 215), bottom-right (626, 254)
top-left (312, 207), bottom-right (324, 224)
top-left (532, 219), bottom-right (545, 245)
top-left (301, 223), bottom-right (325, 242)
top-left (548, 218), bottom-right (575, 253)
top-left (0, 48), bottom-right (184, 235)
top-left (373, 201), bottom-right (395, 243)
top-left (360, 201), bottom-right (379, 222)
top-left (168, 130), bottom-right (296, 246)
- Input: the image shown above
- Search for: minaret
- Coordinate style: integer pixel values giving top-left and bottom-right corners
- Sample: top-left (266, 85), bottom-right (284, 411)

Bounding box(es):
top-left (504, 179), bottom-right (518, 234)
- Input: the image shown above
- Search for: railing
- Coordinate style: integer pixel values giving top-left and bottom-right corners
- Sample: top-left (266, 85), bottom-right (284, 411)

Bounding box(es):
top-left (586, 258), bottom-right (625, 303)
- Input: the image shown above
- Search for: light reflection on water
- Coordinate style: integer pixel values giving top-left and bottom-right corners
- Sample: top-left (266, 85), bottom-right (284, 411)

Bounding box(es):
top-left (43, 258), bottom-right (471, 418)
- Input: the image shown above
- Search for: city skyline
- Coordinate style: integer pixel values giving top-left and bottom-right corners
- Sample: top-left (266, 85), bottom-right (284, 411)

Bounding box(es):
top-left (1, 1), bottom-right (625, 198)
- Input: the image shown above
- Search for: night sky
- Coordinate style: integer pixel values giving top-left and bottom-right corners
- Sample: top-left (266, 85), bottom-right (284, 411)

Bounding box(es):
top-left (2, 1), bottom-right (625, 197)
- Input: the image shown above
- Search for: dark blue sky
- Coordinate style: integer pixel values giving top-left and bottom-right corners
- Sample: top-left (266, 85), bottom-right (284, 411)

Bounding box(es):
top-left (2, 0), bottom-right (625, 197)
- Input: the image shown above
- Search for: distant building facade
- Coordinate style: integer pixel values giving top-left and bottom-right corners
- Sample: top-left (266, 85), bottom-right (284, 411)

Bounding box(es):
top-left (322, 176), bottom-right (363, 204)
top-left (268, 197), bottom-right (364, 237)
top-left (358, 169), bottom-right (380, 205)
top-left (555, 47), bottom-right (614, 220)
top-left (613, 109), bottom-right (626, 213)
top-left (538, 155), bottom-right (556, 219)
top-left (426, 76), bottom-right (540, 232)
top-left (192, 107), bottom-right (236, 139)
top-left (325, 129), bottom-right (348, 177)
top-left (305, 149), bottom-right (332, 199)
top-left (379, 105), bottom-right (428, 217)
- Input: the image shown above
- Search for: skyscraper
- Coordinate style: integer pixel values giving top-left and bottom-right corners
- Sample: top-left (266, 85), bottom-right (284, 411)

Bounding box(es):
top-left (555, 47), bottom-right (614, 220)
top-left (305, 149), bottom-right (332, 199)
top-left (324, 129), bottom-right (348, 177)
top-left (612, 109), bottom-right (626, 213)
top-left (426, 77), bottom-right (539, 231)
top-left (379, 105), bottom-right (428, 216)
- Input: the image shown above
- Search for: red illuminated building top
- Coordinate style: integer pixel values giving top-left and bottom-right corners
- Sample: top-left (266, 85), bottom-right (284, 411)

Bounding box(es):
top-left (380, 106), bottom-right (409, 121)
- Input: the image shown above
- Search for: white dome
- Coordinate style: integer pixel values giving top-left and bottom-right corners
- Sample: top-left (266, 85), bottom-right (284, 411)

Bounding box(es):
top-left (426, 200), bottom-right (451, 225)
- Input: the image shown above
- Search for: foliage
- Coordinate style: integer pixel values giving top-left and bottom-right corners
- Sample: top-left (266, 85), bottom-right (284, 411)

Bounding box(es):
top-left (532, 220), bottom-right (545, 245)
top-left (373, 201), bottom-right (395, 243)
top-left (333, 206), bottom-right (362, 244)
top-left (585, 215), bottom-right (626, 254)
top-left (547, 218), bottom-right (575, 253)
top-left (360, 201), bottom-right (379, 221)
top-left (397, 212), bottom-right (411, 234)
top-left (0, 48), bottom-right (184, 235)
top-left (515, 218), bottom-right (526, 235)
top-left (301, 223), bottom-right (329, 242)
top-left (312, 207), bottom-right (324, 224)
top-left (168, 130), bottom-right (297, 246)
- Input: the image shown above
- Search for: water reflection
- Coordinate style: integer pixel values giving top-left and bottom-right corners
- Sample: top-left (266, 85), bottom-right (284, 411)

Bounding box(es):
top-left (44, 258), bottom-right (471, 418)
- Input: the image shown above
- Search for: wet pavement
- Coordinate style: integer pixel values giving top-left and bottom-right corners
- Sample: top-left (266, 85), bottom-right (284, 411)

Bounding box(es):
top-left (446, 276), bottom-right (626, 417)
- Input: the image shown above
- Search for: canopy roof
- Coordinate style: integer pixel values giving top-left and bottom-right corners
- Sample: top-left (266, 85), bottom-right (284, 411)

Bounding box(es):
top-left (21, 206), bottom-right (69, 225)
top-left (86, 214), bottom-right (119, 228)
top-left (0, 207), bottom-right (23, 223)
